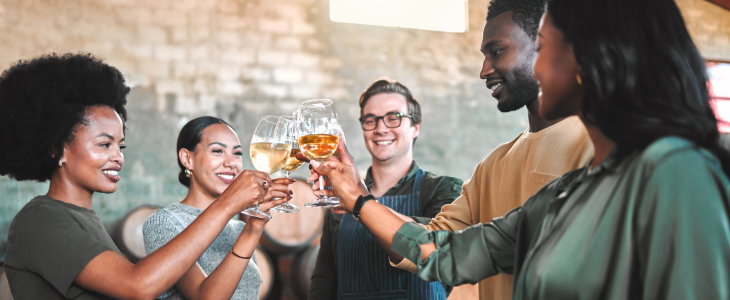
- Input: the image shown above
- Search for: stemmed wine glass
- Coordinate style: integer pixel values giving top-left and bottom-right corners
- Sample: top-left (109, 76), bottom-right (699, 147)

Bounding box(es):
top-left (270, 114), bottom-right (301, 213)
top-left (244, 115), bottom-right (292, 219)
top-left (296, 99), bottom-right (342, 208)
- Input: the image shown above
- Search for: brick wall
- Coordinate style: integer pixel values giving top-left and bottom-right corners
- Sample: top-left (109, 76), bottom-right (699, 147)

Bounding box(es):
top-left (1, 0), bottom-right (729, 257)
top-left (0, 0), bottom-right (523, 251)
top-left (677, 0), bottom-right (730, 61)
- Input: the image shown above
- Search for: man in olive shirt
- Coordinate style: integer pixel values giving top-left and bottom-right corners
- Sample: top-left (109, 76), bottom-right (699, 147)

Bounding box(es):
top-left (307, 79), bottom-right (463, 299)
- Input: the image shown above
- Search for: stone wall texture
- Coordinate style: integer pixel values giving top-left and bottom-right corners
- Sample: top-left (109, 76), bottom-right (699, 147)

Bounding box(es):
top-left (677, 0), bottom-right (730, 61)
top-left (1, 0), bottom-right (729, 259)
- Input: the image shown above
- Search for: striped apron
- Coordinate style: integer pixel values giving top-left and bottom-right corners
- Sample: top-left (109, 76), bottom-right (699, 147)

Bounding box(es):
top-left (337, 169), bottom-right (447, 300)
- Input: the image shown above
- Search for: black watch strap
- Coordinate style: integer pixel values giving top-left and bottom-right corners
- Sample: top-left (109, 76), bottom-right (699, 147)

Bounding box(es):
top-left (353, 194), bottom-right (377, 222)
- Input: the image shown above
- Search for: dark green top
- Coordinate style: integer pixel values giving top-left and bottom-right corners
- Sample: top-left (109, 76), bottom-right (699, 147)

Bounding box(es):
top-left (5, 196), bottom-right (120, 300)
top-left (308, 160), bottom-right (463, 299)
top-left (392, 137), bottom-right (730, 300)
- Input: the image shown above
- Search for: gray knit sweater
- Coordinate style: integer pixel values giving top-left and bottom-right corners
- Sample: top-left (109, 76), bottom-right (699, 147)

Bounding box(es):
top-left (143, 203), bottom-right (262, 300)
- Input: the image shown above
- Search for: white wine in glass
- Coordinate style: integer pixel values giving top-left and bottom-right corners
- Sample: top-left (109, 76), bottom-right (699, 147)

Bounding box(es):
top-left (250, 142), bottom-right (291, 174)
top-left (297, 99), bottom-right (342, 208)
top-left (282, 112), bottom-right (306, 174)
top-left (282, 148), bottom-right (305, 172)
top-left (269, 114), bottom-right (301, 213)
top-left (298, 134), bottom-right (340, 162)
top-left (243, 115), bottom-right (292, 219)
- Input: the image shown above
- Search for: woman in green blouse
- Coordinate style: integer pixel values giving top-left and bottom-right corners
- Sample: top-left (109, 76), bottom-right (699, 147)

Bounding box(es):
top-left (308, 0), bottom-right (730, 298)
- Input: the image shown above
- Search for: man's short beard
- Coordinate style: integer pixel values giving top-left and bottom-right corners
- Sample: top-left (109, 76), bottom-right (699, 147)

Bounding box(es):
top-left (496, 63), bottom-right (540, 112)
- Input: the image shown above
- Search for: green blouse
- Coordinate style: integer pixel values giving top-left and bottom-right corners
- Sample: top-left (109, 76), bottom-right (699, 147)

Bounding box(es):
top-left (391, 137), bottom-right (730, 299)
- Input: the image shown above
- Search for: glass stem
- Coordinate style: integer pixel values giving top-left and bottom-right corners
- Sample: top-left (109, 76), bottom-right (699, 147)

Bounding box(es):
top-left (319, 174), bottom-right (326, 199)
top-left (285, 171), bottom-right (290, 179)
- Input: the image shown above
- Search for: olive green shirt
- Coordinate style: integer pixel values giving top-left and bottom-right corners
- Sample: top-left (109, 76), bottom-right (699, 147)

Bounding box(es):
top-left (308, 161), bottom-right (463, 299)
top-left (5, 196), bottom-right (120, 300)
top-left (392, 137), bottom-right (730, 299)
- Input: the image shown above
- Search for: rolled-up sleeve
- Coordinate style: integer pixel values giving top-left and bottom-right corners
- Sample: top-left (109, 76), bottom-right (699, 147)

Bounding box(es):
top-left (391, 207), bottom-right (522, 286)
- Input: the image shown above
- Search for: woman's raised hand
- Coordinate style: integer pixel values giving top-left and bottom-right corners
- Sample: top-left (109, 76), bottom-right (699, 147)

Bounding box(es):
top-left (259, 178), bottom-right (295, 212)
top-left (220, 170), bottom-right (271, 211)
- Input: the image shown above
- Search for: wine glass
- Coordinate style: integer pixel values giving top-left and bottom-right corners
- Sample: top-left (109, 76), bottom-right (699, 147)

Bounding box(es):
top-left (270, 114), bottom-right (301, 213)
top-left (244, 115), bottom-right (292, 219)
top-left (297, 99), bottom-right (342, 208)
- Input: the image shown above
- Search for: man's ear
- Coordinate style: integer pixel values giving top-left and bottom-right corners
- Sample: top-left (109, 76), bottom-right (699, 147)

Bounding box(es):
top-left (179, 148), bottom-right (194, 170)
top-left (412, 123), bottom-right (421, 139)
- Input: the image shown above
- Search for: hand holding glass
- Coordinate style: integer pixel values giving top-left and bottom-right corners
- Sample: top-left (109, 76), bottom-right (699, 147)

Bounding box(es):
top-left (297, 99), bottom-right (342, 208)
top-left (269, 114), bottom-right (301, 213)
top-left (244, 115), bottom-right (292, 219)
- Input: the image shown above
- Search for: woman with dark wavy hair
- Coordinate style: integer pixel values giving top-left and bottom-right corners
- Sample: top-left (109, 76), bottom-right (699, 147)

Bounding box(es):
top-left (143, 116), bottom-right (294, 300)
top-left (306, 0), bottom-right (730, 298)
top-left (0, 53), bottom-right (290, 300)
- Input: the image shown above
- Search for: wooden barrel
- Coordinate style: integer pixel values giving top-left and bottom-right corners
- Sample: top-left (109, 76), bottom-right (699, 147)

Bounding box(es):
top-left (260, 179), bottom-right (325, 254)
top-left (112, 205), bottom-right (162, 263)
top-left (0, 266), bottom-right (14, 300)
top-left (289, 244), bottom-right (320, 299)
top-left (255, 246), bottom-right (275, 300)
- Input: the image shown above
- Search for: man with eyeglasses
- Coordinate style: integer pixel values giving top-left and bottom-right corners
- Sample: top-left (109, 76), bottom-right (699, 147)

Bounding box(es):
top-left (306, 0), bottom-right (595, 298)
top-left (308, 78), bottom-right (464, 299)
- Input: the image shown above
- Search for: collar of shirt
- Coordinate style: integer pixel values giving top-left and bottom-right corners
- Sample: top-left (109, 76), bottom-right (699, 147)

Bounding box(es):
top-left (364, 160), bottom-right (419, 194)
top-left (586, 145), bottom-right (632, 177)
top-left (554, 145), bottom-right (632, 205)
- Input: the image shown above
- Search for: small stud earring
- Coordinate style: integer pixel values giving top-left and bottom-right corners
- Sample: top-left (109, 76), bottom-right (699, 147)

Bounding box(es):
top-left (185, 169), bottom-right (192, 177)
top-left (576, 74), bottom-right (583, 85)
top-left (58, 161), bottom-right (63, 167)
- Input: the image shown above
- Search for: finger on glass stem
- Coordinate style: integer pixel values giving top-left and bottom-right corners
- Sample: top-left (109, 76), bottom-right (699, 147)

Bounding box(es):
top-left (296, 152), bottom-right (310, 162)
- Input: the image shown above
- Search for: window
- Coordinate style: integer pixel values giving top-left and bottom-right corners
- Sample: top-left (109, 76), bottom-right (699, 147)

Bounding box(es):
top-left (708, 60), bottom-right (730, 132)
top-left (330, 0), bottom-right (468, 33)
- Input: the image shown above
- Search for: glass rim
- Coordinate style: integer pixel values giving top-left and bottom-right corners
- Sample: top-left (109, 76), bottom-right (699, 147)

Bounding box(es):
top-left (254, 115), bottom-right (288, 141)
top-left (300, 98), bottom-right (334, 107)
top-left (259, 115), bottom-right (281, 124)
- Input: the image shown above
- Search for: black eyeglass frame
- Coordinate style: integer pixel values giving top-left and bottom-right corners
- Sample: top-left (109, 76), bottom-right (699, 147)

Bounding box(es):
top-left (358, 112), bottom-right (414, 131)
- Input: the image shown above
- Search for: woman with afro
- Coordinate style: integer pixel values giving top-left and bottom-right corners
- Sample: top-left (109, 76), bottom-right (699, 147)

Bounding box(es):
top-left (0, 53), bottom-right (291, 300)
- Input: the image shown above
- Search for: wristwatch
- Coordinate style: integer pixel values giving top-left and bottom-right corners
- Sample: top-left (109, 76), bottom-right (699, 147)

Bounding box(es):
top-left (352, 194), bottom-right (377, 222)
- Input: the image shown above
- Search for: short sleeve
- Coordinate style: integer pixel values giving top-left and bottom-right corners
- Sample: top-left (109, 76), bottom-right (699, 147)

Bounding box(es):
top-left (12, 206), bottom-right (114, 298)
top-left (421, 175), bottom-right (464, 219)
top-left (143, 210), bottom-right (186, 256)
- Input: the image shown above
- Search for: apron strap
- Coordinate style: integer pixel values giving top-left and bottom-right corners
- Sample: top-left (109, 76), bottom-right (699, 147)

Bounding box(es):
top-left (411, 168), bottom-right (425, 194)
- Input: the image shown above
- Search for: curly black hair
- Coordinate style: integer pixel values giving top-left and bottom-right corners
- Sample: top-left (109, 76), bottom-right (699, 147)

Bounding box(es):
top-left (486, 0), bottom-right (547, 39)
top-left (0, 53), bottom-right (129, 182)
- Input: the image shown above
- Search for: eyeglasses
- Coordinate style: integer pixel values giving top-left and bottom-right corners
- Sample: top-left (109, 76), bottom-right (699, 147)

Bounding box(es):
top-left (358, 112), bottom-right (413, 131)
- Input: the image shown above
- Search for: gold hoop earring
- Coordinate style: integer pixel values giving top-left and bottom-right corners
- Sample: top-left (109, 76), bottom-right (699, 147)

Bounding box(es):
top-left (576, 74), bottom-right (583, 85)
top-left (185, 169), bottom-right (192, 177)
